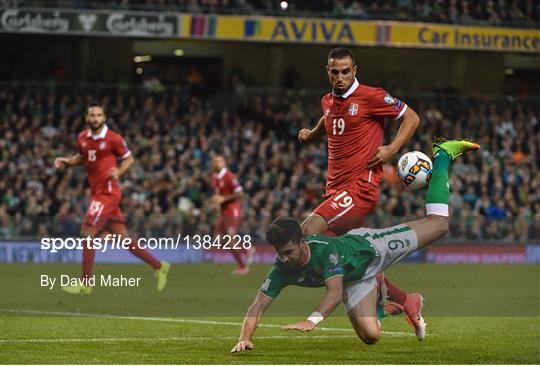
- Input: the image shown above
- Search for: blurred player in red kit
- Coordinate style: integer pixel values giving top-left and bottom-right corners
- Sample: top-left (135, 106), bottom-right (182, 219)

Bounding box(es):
top-left (211, 155), bottom-right (255, 275)
top-left (54, 102), bottom-right (170, 295)
top-left (298, 47), bottom-right (425, 338)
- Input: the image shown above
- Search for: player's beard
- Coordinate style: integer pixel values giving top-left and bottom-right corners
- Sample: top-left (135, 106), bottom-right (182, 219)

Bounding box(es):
top-left (333, 82), bottom-right (349, 96)
top-left (88, 120), bottom-right (104, 133)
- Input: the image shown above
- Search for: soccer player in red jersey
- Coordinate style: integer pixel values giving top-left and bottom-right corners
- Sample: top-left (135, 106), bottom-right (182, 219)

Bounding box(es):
top-left (298, 47), bottom-right (424, 337)
top-left (54, 102), bottom-right (170, 295)
top-left (211, 155), bottom-right (255, 275)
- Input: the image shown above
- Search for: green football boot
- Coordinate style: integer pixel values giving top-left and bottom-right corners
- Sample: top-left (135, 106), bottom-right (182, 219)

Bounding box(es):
top-left (62, 285), bottom-right (92, 295)
top-left (432, 138), bottom-right (480, 160)
top-left (154, 261), bottom-right (171, 291)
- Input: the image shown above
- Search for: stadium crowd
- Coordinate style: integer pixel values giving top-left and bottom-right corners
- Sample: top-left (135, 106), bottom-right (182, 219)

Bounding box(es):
top-left (0, 86), bottom-right (539, 242)
top-left (4, 0), bottom-right (540, 27)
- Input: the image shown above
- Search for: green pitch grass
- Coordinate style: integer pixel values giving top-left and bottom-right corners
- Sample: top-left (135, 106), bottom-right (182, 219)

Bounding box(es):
top-left (1, 262), bottom-right (539, 364)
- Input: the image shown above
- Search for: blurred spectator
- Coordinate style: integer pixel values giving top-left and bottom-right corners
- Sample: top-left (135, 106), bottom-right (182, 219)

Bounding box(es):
top-left (11, 0), bottom-right (540, 26)
top-left (345, 1), bottom-right (368, 19)
top-left (331, 0), bottom-right (347, 18)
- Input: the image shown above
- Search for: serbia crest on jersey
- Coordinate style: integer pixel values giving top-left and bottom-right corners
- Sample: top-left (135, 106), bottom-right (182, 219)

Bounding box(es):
top-left (348, 103), bottom-right (359, 116)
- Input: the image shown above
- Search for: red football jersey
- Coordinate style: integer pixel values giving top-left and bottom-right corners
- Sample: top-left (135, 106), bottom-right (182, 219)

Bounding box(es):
top-left (321, 79), bottom-right (408, 193)
top-left (211, 168), bottom-right (243, 217)
top-left (77, 125), bottom-right (131, 197)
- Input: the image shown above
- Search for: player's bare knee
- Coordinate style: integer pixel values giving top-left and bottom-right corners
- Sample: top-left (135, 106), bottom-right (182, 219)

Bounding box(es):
top-left (428, 215), bottom-right (449, 236)
top-left (352, 323), bottom-right (380, 345)
top-left (437, 216), bottom-right (450, 235)
top-left (300, 219), bottom-right (310, 235)
top-left (441, 217), bottom-right (450, 235)
top-left (300, 215), bottom-right (327, 236)
top-left (362, 336), bottom-right (379, 345)
top-left (300, 218), bottom-right (315, 235)
top-left (359, 330), bottom-right (380, 345)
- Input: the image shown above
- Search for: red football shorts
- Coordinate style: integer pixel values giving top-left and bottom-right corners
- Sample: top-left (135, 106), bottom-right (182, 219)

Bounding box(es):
top-left (314, 179), bottom-right (379, 235)
top-left (83, 194), bottom-right (125, 232)
top-left (215, 214), bottom-right (241, 236)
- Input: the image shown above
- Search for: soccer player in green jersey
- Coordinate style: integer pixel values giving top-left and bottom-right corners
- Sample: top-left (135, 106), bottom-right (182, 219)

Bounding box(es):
top-left (231, 139), bottom-right (479, 353)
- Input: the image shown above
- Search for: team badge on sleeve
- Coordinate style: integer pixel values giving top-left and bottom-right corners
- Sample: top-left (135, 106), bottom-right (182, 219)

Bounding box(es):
top-left (384, 94), bottom-right (395, 104)
top-left (348, 103), bottom-right (359, 116)
top-left (329, 253), bottom-right (339, 265)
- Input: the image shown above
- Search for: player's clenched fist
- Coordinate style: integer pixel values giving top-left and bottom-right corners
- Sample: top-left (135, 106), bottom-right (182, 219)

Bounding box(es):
top-left (230, 340), bottom-right (254, 353)
top-left (212, 195), bottom-right (225, 205)
top-left (367, 145), bottom-right (398, 169)
top-left (54, 157), bottom-right (69, 169)
top-left (284, 320), bottom-right (316, 332)
top-left (298, 128), bottom-right (311, 142)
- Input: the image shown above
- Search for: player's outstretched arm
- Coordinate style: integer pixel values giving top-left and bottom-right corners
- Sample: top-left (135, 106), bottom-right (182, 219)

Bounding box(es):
top-left (54, 154), bottom-right (84, 169)
top-left (231, 291), bottom-right (273, 353)
top-left (368, 107), bottom-right (420, 168)
top-left (284, 276), bottom-right (343, 332)
top-left (298, 116), bottom-right (326, 143)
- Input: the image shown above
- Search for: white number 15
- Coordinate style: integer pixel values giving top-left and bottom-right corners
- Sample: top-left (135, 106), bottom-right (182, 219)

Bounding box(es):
top-left (88, 149), bottom-right (96, 162)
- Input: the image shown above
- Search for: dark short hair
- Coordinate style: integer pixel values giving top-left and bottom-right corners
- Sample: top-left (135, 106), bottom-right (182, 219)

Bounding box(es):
top-left (328, 47), bottom-right (355, 65)
top-left (265, 217), bottom-right (303, 248)
top-left (87, 101), bottom-right (105, 115)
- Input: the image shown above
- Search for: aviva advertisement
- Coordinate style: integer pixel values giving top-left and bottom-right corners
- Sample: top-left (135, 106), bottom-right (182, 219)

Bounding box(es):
top-left (181, 15), bottom-right (377, 45)
top-left (181, 14), bottom-right (540, 53)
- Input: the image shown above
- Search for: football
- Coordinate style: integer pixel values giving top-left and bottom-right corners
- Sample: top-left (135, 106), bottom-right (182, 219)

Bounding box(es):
top-left (397, 151), bottom-right (433, 190)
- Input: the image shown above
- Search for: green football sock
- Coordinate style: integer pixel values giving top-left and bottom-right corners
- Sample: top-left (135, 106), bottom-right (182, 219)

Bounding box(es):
top-left (425, 151), bottom-right (450, 216)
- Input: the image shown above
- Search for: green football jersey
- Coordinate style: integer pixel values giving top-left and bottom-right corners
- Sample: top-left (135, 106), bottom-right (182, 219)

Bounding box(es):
top-left (260, 234), bottom-right (376, 299)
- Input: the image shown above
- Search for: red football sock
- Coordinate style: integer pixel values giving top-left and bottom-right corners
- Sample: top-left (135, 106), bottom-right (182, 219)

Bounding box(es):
top-left (230, 249), bottom-right (246, 268)
top-left (384, 277), bottom-right (409, 306)
top-left (129, 238), bottom-right (162, 269)
top-left (82, 242), bottom-right (95, 280)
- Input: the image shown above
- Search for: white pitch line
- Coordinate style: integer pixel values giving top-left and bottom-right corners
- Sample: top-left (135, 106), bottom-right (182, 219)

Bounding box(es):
top-left (0, 337), bottom-right (214, 343)
top-left (1, 308), bottom-right (416, 337)
top-left (0, 335), bottom-right (359, 344)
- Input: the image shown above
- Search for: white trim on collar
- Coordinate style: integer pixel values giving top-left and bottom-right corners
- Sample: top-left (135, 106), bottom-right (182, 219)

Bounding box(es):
top-left (333, 78), bottom-right (359, 99)
top-left (87, 124), bottom-right (108, 140)
top-left (217, 167), bottom-right (227, 179)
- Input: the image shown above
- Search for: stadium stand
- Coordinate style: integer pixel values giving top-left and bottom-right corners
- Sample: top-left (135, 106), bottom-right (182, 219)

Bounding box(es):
top-left (5, 0), bottom-right (540, 27)
top-left (1, 85), bottom-right (538, 242)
